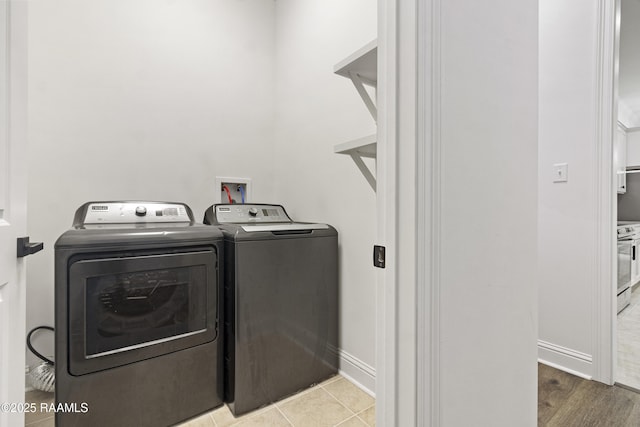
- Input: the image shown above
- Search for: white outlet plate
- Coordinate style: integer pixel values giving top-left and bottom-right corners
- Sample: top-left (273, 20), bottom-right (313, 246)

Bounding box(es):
top-left (215, 177), bottom-right (252, 204)
top-left (553, 163), bottom-right (568, 183)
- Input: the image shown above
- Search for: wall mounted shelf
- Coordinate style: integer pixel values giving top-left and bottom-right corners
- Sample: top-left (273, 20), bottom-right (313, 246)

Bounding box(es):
top-left (334, 134), bottom-right (376, 191)
top-left (333, 40), bottom-right (377, 191)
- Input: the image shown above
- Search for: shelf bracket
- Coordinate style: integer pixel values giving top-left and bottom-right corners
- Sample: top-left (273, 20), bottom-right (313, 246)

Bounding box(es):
top-left (348, 71), bottom-right (377, 122)
top-left (350, 153), bottom-right (376, 191)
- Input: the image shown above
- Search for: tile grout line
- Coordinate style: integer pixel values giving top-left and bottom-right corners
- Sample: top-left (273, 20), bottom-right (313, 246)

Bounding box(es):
top-left (274, 405), bottom-right (295, 427)
top-left (274, 382), bottom-right (329, 411)
top-left (333, 413), bottom-right (361, 427)
top-left (355, 414), bottom-right (372, 427)
top-left (321, 379), bottom-right (376, 418)
top-left (355, 403), bottom-right (375, 426)
top-left (319, 385), bottom-right (357, 417)
top-left (357, 403), bottom-right (375, 416)
top-left (208, 411), bottom-right (218, 427)
top-left (275, 384), bottom-right (344, 426)
top-left (320, 375), bottom-right (342, 387)
top-left (275, 384), bottom-right (320, 408)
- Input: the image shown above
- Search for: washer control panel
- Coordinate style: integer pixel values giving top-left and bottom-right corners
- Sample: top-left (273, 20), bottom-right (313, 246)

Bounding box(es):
top-left (215, 204), bottom-right (291, 224)
top-left (81, 202), bottom-right (191, 224)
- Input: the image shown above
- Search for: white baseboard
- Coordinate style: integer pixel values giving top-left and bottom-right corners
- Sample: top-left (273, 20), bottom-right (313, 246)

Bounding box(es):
top-left (338, 349), bottom-right (375, 397)
top-left (538, 339), bottom-right (593, 379)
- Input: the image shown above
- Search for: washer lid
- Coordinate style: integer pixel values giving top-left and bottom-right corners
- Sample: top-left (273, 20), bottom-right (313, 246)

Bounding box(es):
top-left (240, 223), bottom-right (329, 232)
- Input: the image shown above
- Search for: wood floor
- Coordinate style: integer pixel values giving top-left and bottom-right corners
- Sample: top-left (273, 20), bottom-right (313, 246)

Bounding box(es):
top-left (539, 363), bottom-right (640, 426)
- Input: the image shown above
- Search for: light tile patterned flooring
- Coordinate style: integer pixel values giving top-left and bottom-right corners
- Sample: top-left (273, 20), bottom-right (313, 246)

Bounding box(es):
top-left (617, 284), bottom-right (640, 389)
top-left (180, 376), bottom-right (375, 427)
top-left (24, 389), bottom-right (53, 427)
top-left (25, 375), bottom-right (375, 427)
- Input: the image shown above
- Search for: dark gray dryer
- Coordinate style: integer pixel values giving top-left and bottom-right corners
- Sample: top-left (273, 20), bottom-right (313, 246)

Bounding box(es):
top-left (55, 201), bottom-right (223, 427)
top-left (203, 203), bottom-right (338, 416)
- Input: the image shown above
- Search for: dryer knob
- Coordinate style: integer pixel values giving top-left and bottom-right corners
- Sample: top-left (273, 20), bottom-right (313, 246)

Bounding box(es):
top-left (135, 206), bottom-right (147, 217)
top-left (248, 207), bottom-right (258, 217)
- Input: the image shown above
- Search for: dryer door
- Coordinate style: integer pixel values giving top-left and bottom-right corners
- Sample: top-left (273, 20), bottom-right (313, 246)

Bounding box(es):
top-left (67, 249), bottom-right (217, 376)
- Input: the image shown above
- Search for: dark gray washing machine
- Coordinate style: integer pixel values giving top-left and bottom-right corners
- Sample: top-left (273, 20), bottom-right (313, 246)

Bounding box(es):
top-left (203, 203), bottom-right (338, 415)
top-left (55, 201), bottom-right (223, 427)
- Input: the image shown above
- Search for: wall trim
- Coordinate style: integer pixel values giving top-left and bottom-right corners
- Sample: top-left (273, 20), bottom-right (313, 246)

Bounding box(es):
top-left (538, 340), bottom-right (593, 363)
top-left (538, 359), bottom-right (593, 381)
top-left (338, 349), bottom-right (375, 397)
top-left (538, 340), bottom-right (594, 378)
top-left (376, 0), bottom-right (398, 425)
top-left (417, 0), bottom-right (440, 426)
top-left (593, 0), bottom-right (617, 385)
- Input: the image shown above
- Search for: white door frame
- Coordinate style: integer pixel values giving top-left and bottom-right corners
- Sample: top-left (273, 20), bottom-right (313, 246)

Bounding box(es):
top-left (0, 2), bottom-right (28, 426)
top-left (375, 0), bottom-right (399, 424)
top-left (377, 0), bottom-right (422, 425)
top-left (416, 0), bottom-right (439, 423)
top-left (594, 0), bottom-right (618, 386)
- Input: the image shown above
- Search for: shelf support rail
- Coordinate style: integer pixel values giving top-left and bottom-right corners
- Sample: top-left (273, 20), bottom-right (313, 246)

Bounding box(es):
top-left (350, 153), bottom-right (376, 191)
top-left (348, 71), bottom-right (377, 122)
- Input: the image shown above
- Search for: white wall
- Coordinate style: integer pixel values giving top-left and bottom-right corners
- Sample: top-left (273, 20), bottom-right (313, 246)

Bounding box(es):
top-left (539, 0), bottom-right (602, 376)
top-left (433, 0), bottom-right (539, 425)
top-left (26, 0), bottom-right (378, 392)
top-left (26, 0), bottom-right (277, 368)
top-left (272, 0), bottom-right (377, 391)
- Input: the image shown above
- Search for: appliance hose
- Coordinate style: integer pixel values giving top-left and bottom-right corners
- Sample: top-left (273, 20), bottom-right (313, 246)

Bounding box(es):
top-left (26, 326), bottom-right (55, 392)
top-left (223, 185), bottom-right (233, 204)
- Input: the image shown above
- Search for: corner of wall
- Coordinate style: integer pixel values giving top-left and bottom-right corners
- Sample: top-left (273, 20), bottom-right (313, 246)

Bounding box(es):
top-left (338, 349), bottom-right (376, 396)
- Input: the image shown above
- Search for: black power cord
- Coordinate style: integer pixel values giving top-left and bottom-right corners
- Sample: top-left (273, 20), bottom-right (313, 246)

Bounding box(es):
top-left (26, 326), bottom-right (54, 366)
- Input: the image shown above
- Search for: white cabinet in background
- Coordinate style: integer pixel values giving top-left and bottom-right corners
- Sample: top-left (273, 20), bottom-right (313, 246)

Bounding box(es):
top-left (615, 124), bottom-right (627, 194)
top-left (633, 238), bottom-right (640, 287)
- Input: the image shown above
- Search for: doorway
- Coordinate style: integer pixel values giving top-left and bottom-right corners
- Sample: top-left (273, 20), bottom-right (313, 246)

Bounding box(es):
top-left (615, 0), bottom-right (640, 391)
top-left (22, 2), bottom-right (389, 426)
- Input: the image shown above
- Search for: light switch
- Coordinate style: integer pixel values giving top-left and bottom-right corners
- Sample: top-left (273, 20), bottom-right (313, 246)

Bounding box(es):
top-left (553, 163), bottom-right (568, 183)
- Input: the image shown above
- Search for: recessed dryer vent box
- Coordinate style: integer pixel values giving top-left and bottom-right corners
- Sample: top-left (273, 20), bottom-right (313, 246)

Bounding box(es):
top-left (215, 177), bottom-right (252, 204)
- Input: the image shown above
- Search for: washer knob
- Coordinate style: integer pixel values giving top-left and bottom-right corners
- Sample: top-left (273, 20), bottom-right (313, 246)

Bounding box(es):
top-left (248, 207), bottom-right (258, 217)
top-left (135, 206), bottom-right (147, 216)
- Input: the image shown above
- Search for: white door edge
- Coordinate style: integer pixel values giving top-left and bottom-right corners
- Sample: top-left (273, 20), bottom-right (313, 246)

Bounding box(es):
top-left (416, 0), bottom-right (439, 425)
top-left (376, 0), bottom-right (398, 424)
top-left (594, 0), bottom-right (618, 386)
top-left (0, 1), bottom-right (28, 427)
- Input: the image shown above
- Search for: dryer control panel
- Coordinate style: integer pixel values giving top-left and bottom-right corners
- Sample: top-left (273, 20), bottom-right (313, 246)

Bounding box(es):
top-left (76, 202), bottom-right (193, 225)
top-left (214, 204), bottom-right (291, 224)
